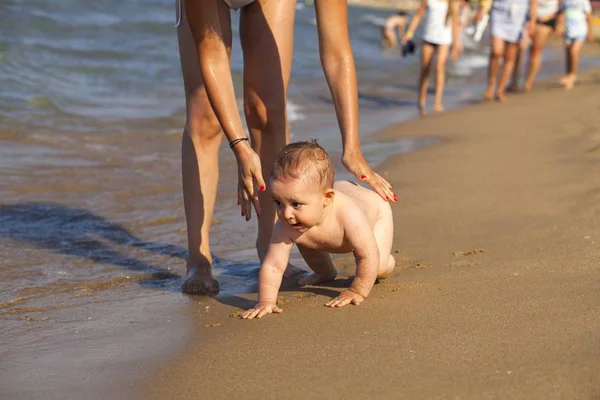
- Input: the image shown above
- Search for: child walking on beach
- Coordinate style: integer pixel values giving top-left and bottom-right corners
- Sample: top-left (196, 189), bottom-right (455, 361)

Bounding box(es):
top-left (402, 0), bottom-right (461, 116)
top-left (560, 0), bottom-right (594, 89)
top-left (242, 141), bottom-right (396, 319)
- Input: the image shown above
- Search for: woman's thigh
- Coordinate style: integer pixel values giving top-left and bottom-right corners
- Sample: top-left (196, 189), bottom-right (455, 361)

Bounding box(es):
top-left (177, 0), bottom-right (232, 129)
top-left (239, 0), bottom-right (296, 149)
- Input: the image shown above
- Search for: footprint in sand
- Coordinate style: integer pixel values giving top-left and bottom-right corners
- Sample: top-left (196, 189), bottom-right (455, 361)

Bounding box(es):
top-left (381, 282), bottom-right (427, 292)
top-left (453, 249), bottom-right (486, 256)
top-left (204, 323), bottom-right (222, 328)
top-left (446, 260), bottom-right (479, 269)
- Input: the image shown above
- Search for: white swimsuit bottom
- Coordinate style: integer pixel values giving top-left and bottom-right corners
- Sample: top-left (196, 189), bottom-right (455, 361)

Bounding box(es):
top-left (176, 0), bottom-right (257, 27)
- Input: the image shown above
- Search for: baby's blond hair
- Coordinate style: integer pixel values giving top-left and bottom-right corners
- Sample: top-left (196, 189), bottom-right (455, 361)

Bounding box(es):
top-left (270, 140), bottom-right (334, 191)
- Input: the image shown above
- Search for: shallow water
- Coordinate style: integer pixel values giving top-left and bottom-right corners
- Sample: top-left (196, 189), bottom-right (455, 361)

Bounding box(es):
top-left (2, 1), bottom-right (600, 397)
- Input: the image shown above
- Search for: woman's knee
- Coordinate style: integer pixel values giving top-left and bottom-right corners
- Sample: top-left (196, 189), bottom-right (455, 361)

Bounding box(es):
top-left (244, 92), bottom-right (287, 135)
top-left (185, 94), bottom-right (222, 143)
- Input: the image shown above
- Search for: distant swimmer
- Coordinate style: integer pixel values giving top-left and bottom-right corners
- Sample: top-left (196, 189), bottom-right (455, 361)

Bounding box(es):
top-left (381, 11), bottom-right (409, 48)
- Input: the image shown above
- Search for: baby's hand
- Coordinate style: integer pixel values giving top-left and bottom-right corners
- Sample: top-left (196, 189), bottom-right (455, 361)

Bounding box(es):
top-left (241, 302), bottom-right (283, 319)
top-left (325, 290), bottom-right (364, 308)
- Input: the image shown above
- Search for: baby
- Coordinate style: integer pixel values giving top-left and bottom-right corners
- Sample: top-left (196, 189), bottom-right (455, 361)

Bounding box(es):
top-left (242, 141), bottom-right (396, 319)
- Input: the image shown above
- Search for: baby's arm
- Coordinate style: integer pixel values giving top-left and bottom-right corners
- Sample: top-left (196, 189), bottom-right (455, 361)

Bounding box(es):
top-left (241, 222), bottom-right (293, 319)
top-left (325, 206), bottom-right (380, 308)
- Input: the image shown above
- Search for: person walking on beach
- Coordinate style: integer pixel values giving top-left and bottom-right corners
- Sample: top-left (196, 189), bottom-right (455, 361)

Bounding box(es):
top-left (476, 0), bottom-right (538, 101)
top-left (176, 0), bottom-right (396, 295)
top-left (559, 0), bottom-right (594, 89)
top-left (521, 0), bottom-right (564, 91)
top-left (402, 0), bottom-right (461, 115)
top-left (242, 141), bottom-right (395, 319)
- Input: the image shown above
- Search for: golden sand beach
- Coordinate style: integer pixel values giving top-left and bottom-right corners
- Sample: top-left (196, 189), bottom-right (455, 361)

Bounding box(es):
top-left (140, 67), bottom-right (600, 399)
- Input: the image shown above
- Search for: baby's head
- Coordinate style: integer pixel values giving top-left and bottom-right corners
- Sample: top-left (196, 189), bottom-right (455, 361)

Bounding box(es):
top-left (269, 141), bottom-right (335, 231)
top-left (270, 140), bottom-right (334, 193)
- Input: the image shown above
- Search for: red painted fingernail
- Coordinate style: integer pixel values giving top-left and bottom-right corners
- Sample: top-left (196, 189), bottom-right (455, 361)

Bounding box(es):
top-left (246, 215), bottom-right (250, 221)
top-left (360, 175), bottom-right (367, 180)
top-left (385, 196), bottom-right (390, 201)
top-left (393, 194), bottom-right (398, 202)
top-left (259, 185), bottom-right (265, 191)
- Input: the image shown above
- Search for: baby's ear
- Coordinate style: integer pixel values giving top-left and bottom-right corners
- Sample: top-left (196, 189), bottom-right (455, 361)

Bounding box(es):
top-left (323, 189), bottom-right (335, 206)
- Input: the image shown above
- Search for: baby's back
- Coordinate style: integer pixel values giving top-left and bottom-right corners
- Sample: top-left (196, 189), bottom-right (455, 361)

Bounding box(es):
top-left (334, 180), bottom-right (390, 228)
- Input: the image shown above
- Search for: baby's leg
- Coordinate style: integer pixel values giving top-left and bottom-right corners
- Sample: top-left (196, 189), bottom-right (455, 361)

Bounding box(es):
top-left (296, 245), bottom-right (337, 286)
top-left (373, 201), bottom-right (395, 280)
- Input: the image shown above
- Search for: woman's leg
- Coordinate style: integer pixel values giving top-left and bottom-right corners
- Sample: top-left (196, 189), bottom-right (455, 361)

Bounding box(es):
top-left (484, 35), bottom-right (506, 100)
top-left (433, 44), bottom-right (450, 112)
top-left (562, 39), bottom-right (583, 89)
top-left (178, 2), bottom-right (232, 295)
top-left (418, 42), bottom-right (435, 116)
top-left (240, 0), bottom-right (296, 263)
top-left (523, 23), bottom-right (553, 91)
top-left (508, 37), bottom-right (528, 91)
top-left (496, 41), bottom-right (519, 102)
top-left (560, 42), bottom-right (571, 84)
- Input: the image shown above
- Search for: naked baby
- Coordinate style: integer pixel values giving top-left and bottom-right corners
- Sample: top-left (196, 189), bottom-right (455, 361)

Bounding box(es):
top-left (242, 141), bottom-right (395, 319)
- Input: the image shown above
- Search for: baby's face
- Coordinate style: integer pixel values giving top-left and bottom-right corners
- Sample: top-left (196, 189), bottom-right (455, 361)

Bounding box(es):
top-left (270, 177), bottom-right (327, 233)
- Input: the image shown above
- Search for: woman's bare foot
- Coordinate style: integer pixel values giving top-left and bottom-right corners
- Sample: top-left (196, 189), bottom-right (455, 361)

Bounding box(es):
top-left (418, 104), bottom-right (427, 117)
top-left (433, 104), bottom-right (444, 113)
top-left (562, 74), bottom-right (577, 90)
top-left (377, 255), bottom-right (396, 280)
top-left (298, 271), bottom-right (337, 286)
top-left (523, 81), bottom-right (533, 92)
top-left (483, 88), bottom-right (494, 101)
top-left (181, 266), bottom-right (219, 295)
top-left (559, 75), bottom-right (570, 85)
top-left (495, 91), bottom-right (508, 102)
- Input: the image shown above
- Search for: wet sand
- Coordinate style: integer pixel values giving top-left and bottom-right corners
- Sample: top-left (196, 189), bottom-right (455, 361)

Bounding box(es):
top-left (141, 68), bottom-right (600, 399)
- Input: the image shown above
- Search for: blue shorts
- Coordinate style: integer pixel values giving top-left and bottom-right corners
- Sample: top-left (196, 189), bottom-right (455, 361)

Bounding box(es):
top-left (565, 34), bottom-right (586, 44)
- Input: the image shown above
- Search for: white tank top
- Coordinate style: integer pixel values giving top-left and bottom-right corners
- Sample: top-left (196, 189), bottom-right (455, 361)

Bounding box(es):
top-left (422, 0), bottom-right (453, 45)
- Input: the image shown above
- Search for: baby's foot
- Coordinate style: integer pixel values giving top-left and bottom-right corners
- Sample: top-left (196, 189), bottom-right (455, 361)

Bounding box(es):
top-left (283, 264), bottom-right (306, 279)
top-left (377, 255), bottom-right (397, 280)
top-left (181, 266), bottom-right (219, 295)
top-left (298, 272), bottom-right (337, 286)
top-left (433, 104), bottom-right (444, 113)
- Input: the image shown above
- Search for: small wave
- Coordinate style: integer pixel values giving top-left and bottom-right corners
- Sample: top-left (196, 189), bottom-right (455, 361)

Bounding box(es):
top-left (359, 14), bottom-right (388, 27)
top-left (287, 99), bottom-right (305, 122)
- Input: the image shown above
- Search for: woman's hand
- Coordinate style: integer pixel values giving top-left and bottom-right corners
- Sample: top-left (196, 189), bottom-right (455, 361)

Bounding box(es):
top-left (342, 149), bottom-right (397, 202)
top-left (526, 20), bottom-right (536, 38)
top-left (233, 142), bottom-right (266, 221)
top-left (554, 14), bottom-right (565, 37)
top-left (451, 44), bottom-right (461, 62)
